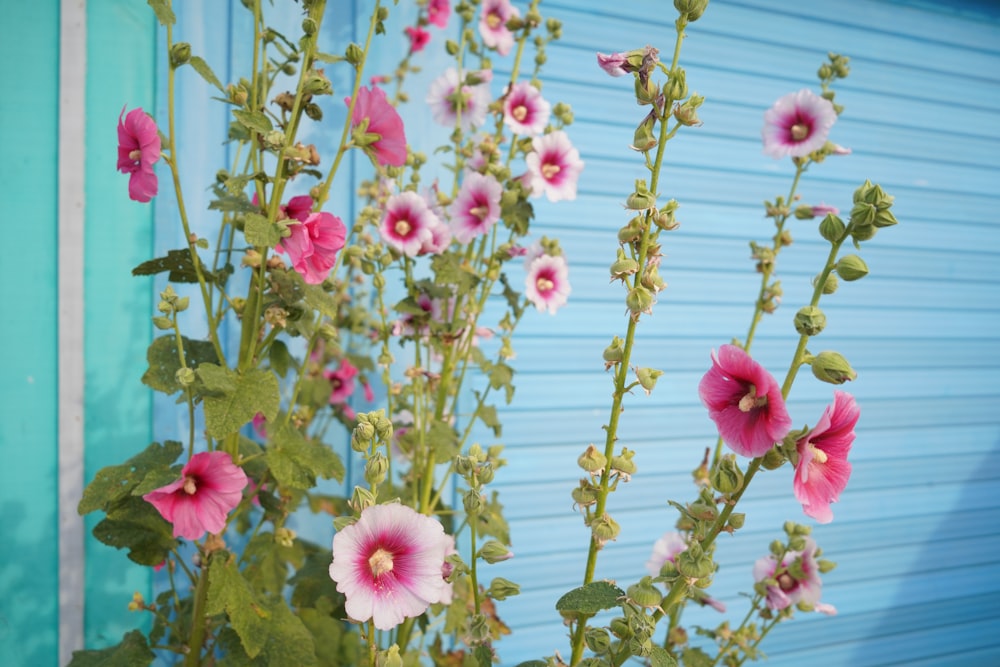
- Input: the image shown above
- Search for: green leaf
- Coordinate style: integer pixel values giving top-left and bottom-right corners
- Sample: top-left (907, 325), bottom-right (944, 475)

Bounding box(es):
top-left (146, 0), bottom-right (175, 26)
top-left (141, 335), bottom-right (219, 395)
top-left (499, 273), bottom-right (524, 318)
top-left (501, 196), bottom-right (533, 236)
top-left (427, 418), bottom-right (460, 464)
top-left (301, 283), bottom-right (341, 319)
top-left (92, 496), bottom-right (177, 565)
top-left (430, 252), bottom-right (481, 293)
top-left (513, 663), bottom-right (548, 667)
top-left (188, 55), bottom-right (224, 91)
top-left (79, 440), bottom-right (183, 515)
top-left (650, 646), bottom-right (678, 667)
top-left (245, 212), bottom-right (284, 248)
top-left (474, 645), bottom-right (493, 667)
top-left (269, 340), bottom-right (293, 378)
top-left (199, 365), bottom-right (280, 439)
top-left (555, 581), bottom-right (625, 615)
top-left (206, 554), bottom-right (270, 659)
top-left (488, 361), bottom-right (516, 404)
top-left (681, 647), bottom-right (713, 667)
top-left (68, 629), bottom-right (155, 667)
top-left (233, 108), bottom-right (274, 135)
top-left (267, 424), bottom-right (345, 489)
top-left (216, 601), bottom-right (320, 667)
top-left (132, 249), bottom-right (204, 283)
top-left (475, 399), bottom-right (501, 437)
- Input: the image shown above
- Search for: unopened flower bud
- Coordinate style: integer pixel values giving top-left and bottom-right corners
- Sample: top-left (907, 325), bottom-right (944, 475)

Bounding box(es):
top-left (851, 222), bottom-right (877, 243)
top-left (674, 0), bottom-right (709, 21)
top-left (794, 306), bottom-right (826, 336)
top-left (675, 547), bottom-right (715, 578)
top-left (479, 540), bottom-right (514, 564)
top-left (818, 559), bottom-right (837, 574)
top-left (814, 272), bottom-right (839, 294)
top-left (635, 367), bottom-right (664, 395)
top-left (794, 204), bottom-right (816, 220)
top-left (788, 535), bottom-right (807, 552)
top-left (633, 76), bottom-right (659, 106)
top-left (364, 452), bottom-right (389, 486)
top-left (711, 455), bottom-right (744, 494)
top-left (351, 421), bottom-right (376, 452)
top-left (625, 179), bottom-right (656, 211)
top-left (666, 68), bottom-right (687, 101)
top-left (609, 617), bottom-right (632, 639)
top-left (176, 367), bottom-right (196, 387)
top-left (589, 513), bottom-right (621, 545)
top-left (585, 628), bottom-right (612, 655)
top-left (349, 486), bottom-right (376, 512)
top-left (463, 490), bottom-right (486, 516)
top-left (170, 42), bottom-right (192, 67)
top-left (151, 316), bottom-right (172, 330)
top-left (301, 17), bottom-right (318, 35)
top-left (810, 350), bottom-right (857, 384)
top-left (850, 201), bottom-right (877, 228)
top-left (578, 444), bottom-right (607, 474)
top-left (631, 112), bottom-right (658, 153)
top-left (728, 512), bottom-right (746, 530)
top-left (274, 526), bottom-right (296, 548)
top-left (603, 336), bottom-right (625, 367)
top-left (618, 216), bottom-right (645, 244)
top-left (303, 70), bottom-right (333, 95)
top-left (761, 446), bottom-right (786, 470)
top-left (874, 208), bottom-right (898, 228)
top-left (627, 576), bottom-right (664, 609)
top-left (488, 577), bottom-right (520, 600)
top-left (344, 43), bottom-right (364, 66)
top-left (835, 254), bottom-right (869, 281)
top-left (626, 285), bottom-right (655, 319)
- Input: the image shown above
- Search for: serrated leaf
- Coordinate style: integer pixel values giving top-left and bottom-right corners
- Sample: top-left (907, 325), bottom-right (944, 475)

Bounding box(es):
top-left (555, 581), bottom-right (625, 615)
top-left (488, 361), bottom-right (515, 404)
top-left (188, 55), bottom-right (224, 91)
top-left (245, 212), bottom-right (283, 248)
top-left (67, 629), bottom-right (155, 667)
top-left (200, 366), bottom-right (280, 439)
top-left (79, 441), bottom-right (183, 515)
top-left (267, 425), bottom-right (345, 489)
top-left (141, 335), bottom-right (219, 395)
top-left (132, 249), bottom-right (202, 283)
top-left (431, 252), bottom-right (481, 293)
top-left (499, 273), bottom-right (524, 318)
top-left (233, 109), bottom-right (273, 135)
top-left (206, 555), bottom-right (269, 659)
top-left (301, 283), bottom-right (341, 319)
top-left (650, 646), bottom-right (678, 667)
top-left (146, 0), bottom-right (175, 26)
top-left (475, 400), bottom-right (501, 437)
top-left (92, 496), bottom-right (177, 565)
top-left (427, 419), bottom-right (460, 464)
top-left (681, 647), bottom-right (713, 667)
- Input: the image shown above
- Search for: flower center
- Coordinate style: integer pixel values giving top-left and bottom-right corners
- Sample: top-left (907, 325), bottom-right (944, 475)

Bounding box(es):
top-left (394, 219), bottom-right (412, 236)
top-left (128, 148), bottom-right (142, 162)
top-left (486, 12), bottom-right (502, 29)
top-left (809, 444), bottom-right (829, 464)
top-left (469, 204), bottom-right (489, 220)
top-left (777, 572), bottom-right (797, 592)
top-left (737, 385), bottom-right (768, 412)
top-left (368, 547), bottom-right (394, 577)
top-left (536, 276), bottom-right (554, 293)
top-left (541, 163), bottom-right (561, 180)
top-left (512, 104), bottom-right (528, 122)
top-left (182, 476), bottom-right (198, 495)
top-left (790, 123), bottom-right (809, 141)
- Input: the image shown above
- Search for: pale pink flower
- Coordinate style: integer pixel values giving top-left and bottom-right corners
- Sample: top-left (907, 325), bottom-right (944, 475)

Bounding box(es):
top-left (427, 0), bottom-right (450, 28)
top-left (348, 86), bottom-right (408, 167)
top-left (380, 191), bottom-right (439, 256)
top-left (645, 531), bottom-right (688, 576)
top-left (794, 391), bottom-right (858, 524)
top-left (479, 0), bottom-right (519, 55)
top-left (426, 68), bottom-right (492, 132)
top-left (525, 253), bottom-right (570, 314)
top-left (450, 172), bottom-right (503, 243)
top-left (811, 203), bottom-right (839, 217)
top-left (143, 451), bottom-right (247, 541)
top-left (503, 82), bottom-right (551, 136)
top-left (329, 503), bottom-right (452, 631)
top-left (762, 89), bottom-right (837, 159)
top-left (698, 345), bottom-right (792, 458)
top-left (419, 215), bottom-right (452, 255)
top-left (325, 359), bottom-right (359, 405)
top-left (596, 51), bottom-right (629, 77)
top-left (753, 537), bottom-right (834, 614)
top-left (117, 106), bottom-right (161, 203)
top-left (405, 25), bottom-right (431, 53)
top-left (276, 211), bottom-right (347, 285)
top-left (524, 130), bottom-right (584, 202)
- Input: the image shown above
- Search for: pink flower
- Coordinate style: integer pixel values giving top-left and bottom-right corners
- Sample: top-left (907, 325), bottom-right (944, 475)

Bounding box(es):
top-left (117, 106), bottom-right (161, 203)
top-left (276, 211), bottom-right (347, 285)
top-left (252, 412), bottom-right (268, 438)
top-left (753, 537), bottom-right (835, 614)
top-left (329, 503), bottom-right (453, 631)
top-left (283, 194), bottom-right (314, 222)
top-left (596, 51), bottom-right (629, 77)
top-left (811, 203), bottom-right (839, 218)
top-left (645, 531), bottom-right (688, 576)
top-left (426, 68), bottom-right (492, 131)
top-left (419, 215), bottom-right (452, 255)
top-left (143, 451), bottom-right (247, 541)
top-left (524, 131), bottom-right (584, 202)
top-left (405, 25), bottom-right (431, 53)
top-left (525, 252), bottom-right (570, 314)
top-left (794, 391), bottom-right (859, 524)
top-left (698, 345), bottom-right (792, 458)
top-left (325, 359), bottom-right (359, 405)
top-left (348, 86), bottom-right (408, 167)
top-left (503, 82), bottom-right (551, 136)
top-left (479, 0), bottom-right (519, 56)
top-left (427, 0), bottom-right (450, 28)
top-left (450, 172), bottom-right (503, 243)
top-left (762, 89), bottom-right (837, 159)
top-left (380, 191), bottom-right (439, 256)
top-left (362, 380), bottom-right (375, 403)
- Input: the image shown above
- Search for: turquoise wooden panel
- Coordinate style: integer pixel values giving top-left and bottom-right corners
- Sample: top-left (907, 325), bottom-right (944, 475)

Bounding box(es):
top-left (0, 2), bottom-right (60, 664)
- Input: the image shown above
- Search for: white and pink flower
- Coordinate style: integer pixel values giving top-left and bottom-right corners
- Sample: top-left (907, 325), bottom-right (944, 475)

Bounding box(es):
top-left (762, 89), bottom-right (837, 159)
top-left (479, 0), bottom-right (519, 56)
top-left (450, 172), bottom-right (503, 243)
top-left (525, 252), bottom-right (570, 314)
top-left (426, 67), bottom-right (492, 131)
top-left (524, 130), bottom-right (584, 202)
top-left (753, 537), bottom-right (836, 615)
top-left (380, 191), bottom-right (439, 256)
top-left (503, 82), bottom-right (551, 136)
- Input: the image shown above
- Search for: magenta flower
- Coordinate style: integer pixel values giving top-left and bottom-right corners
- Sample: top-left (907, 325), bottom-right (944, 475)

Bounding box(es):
top-left (427, 0), bottom-right (450, 28)
top-left (525, 252), bottom-right (571, 314)
top-left (503, 82), bottom-right (551, 136)
top-left (698, 345), bottom-right (792, 458)
top-left (426, 68), bottom-right (492, 131)
top-left (405, 25), bottom-right (431, 53)
top-left (117, 106), bottom-right (161, 203)
top-left (762, 89), bottom-right (837, 159)
top-left (794, 391), bottom-right (859, 524)
top-left (325, 359), bottom-right (359, 405)
top-left (276, 211), bottom-right (347, 285)
top-left (380, 191), bottom-right (439, 256)
top-left (283, 194), bottom-right (314, 222)
top-left (524, 131), bottom-right (584, 202)
top-left (348, 86), bottom-right (407, 167)
top-left (450, 172), bottom-right (503, 243)
top-left (143, 451), bottom-right (247, 541)
top-left (329, 503), bottom-right (453, 631)
top-left (479, 0), bottom-right (519, 56)
top-left (753, 537), bottom-right (835, 614)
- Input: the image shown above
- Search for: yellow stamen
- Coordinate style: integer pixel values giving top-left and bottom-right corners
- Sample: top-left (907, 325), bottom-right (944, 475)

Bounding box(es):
top-left (486, 13), bottom-right (502, 29)
top-left (512, 105), bottom-right (528, 122)
top-left (394, 219), bottom-right (412, 236)
top-left (737, 385), bottom-right (768, 412)
top-left (536, 277), bottom-right (554, 292)
top-left (810, 445), bottom-right (829, 464)
top-left (790, 123), bottom-right (809, 141)
top-left (183, 476), bottom-right (197, 495)
top-left (541, 163), bottom-right (560, 180)
top-left (469, 205), bottom-right (489, 220)
top-left (368, 548), bottom-right (394, 577)
top-left (128, 149), bottom-right (142, 162)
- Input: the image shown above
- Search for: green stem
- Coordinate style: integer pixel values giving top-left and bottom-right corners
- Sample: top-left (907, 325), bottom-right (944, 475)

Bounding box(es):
top-left (183, 560), bottom-right (211, 667)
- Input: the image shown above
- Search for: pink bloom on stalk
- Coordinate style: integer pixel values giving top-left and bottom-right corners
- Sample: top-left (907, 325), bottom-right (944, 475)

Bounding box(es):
top-left (325, 359), bottom-right (359, 405)
top-left (794, 391), bottom-right (859, 524)
top-left (405, 25), bottom-right (431, 53)
top-left (419, 216), bottom-right (452, 255)
top-left (117, 106), bottom-right (161, 203)
top-left (525, 252), bottom-right (571, 314)
top-left (276, 211), bottom-right (348, 285)
top-left (698, 344), bottom-right (792, 458)
top-left (283, 194), bottom-right (314, 222)
top-left (329, 503), bottom-right (453, 631)
top-left (811, 203), bottom-right (839, 218)
top-left (479, 0), bottom-right (519, 56)
top-left (427, 0), bottom-right (450, 28)
top-left (762, 89), bottom-right (837, 159)
top-left (252, 412), bottom-right (268, 438)
top-left (348, 86), bottom-right (408, 167)
top-left (596, 51), bottom-right (629, 77)
top-left (645, 531), bottom-right (688, 576)
top-left (450, 172), bottom-right (503, 243)
top-left (143, 451), bottom-right (247, 541)
top-left (524, 131), bottom-right (584, 202)
top-left (503, 82), bottom-right (551, 136)
top-left (380, 191), bottom-right (439, 256)
top-left (362, 380), bottom-right (375, 403)
top-left (753, 537), bottom-right (835, 615)
top-left (427, 68), bottom-right (492, 131)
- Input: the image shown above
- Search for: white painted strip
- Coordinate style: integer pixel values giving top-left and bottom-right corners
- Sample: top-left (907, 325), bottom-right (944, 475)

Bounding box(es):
top-left (58, 0), bottom-right (87, 662)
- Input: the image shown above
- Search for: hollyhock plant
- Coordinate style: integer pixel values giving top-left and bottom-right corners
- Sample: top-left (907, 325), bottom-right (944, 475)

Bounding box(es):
top-left (503, 82), bottom-right (551, 136)
top-left (645, 531), bottom-right (688, 576)
top-left (450, 172), bottom-right (503, 243)
top-left (794, 391), bottom-right (859, 523)
top-left (524, 130), bottom-right (584, 202)
top-left (329, 503), bottom-right (453, 631)
top-left (698, 344), bottom-right (792, 457)
top-left (427, 67), bottom-right (492, 131)
top-left (117, 106), bottom-right (161, 203)
top-left (380, 190), bottom-right (439, 256)
top-left (427, 0), bottom-right (450, 28)
top-left (348, 85), bottom-right (408, 167)
top-left (326, 358), bottom-right (360, 405)
top-left (143, 451), bottom-right (248, 541)
top-left (762, 88), bottom-right (838, 159)
top-left (753, 537), bottom-right (836, 615)
top-left (596, 51), bottom-right (629, 77)
top-left (525, 252), bottom-right (571, 314)
top-left (479, 0), bottom-right (519, 56)
top-left (404, 25), bottom-right (431, 53)
top-left (276, 210), bottom-right (348, 285)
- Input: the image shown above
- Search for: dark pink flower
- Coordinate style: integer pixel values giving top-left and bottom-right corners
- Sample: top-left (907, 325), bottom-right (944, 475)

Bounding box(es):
top-left (753, 537), bottom-right (835, 614)
top-left (450, 172), bottom-right (502, 243)
top-left (503, 82), bottom-right (551, 136)
top-left (427, 0), bottom-right (450, 28)
top-left (276, 211), bottom-right (347, 285)
top-left (362, 380), bottom-right (375, 403)
top-left (380, 191), bottom-right (439, 256)
top-left (283, 194), bottom-right (314, 222)
top-left (329, 503), bottom-right (453, 630)
top-left (524, 131), bottom-right (584, 202)
top-left (525, 252), bottom-right (570, 314)
top-left (698, 345), bottom-right (792, 457)
top-left (325, 359), bottom-right (359, 405)
top-left (117, 106), bottom-right (161, 203)
top-left (348, 86), bottom-right (408, 167)
top-left (479, 0), bottom-right (519, 56)
top-left (794, 391), bottom-right (858, 524)
top-left (405, 25), bottom-right (431, 53)
top-left (762, 89), bottom-right (837, 159)
top-left (143, 451), bottom-right (247, 541)
top-left (252, 412), bottom-right (268, 438)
